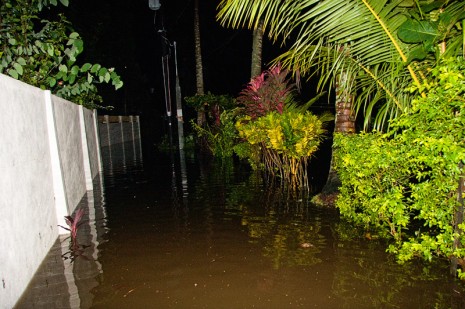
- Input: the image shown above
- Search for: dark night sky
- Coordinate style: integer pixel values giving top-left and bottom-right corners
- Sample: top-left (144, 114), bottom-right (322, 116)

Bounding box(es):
top-left (50, 0), bottom-right (287, 117)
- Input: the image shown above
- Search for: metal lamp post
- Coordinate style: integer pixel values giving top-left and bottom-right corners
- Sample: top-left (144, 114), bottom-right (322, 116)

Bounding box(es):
top-left (148, 0), bottom-right (188, 200)
top-left (148, 0), bottom-right (184, 150)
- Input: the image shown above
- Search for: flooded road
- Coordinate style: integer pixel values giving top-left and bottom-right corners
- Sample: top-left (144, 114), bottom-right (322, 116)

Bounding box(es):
top-left (16, 142), bottom-right (465, 308)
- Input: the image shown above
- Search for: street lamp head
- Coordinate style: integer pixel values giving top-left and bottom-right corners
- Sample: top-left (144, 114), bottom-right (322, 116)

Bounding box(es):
top-left (148, 0), bottom-right (161, 10)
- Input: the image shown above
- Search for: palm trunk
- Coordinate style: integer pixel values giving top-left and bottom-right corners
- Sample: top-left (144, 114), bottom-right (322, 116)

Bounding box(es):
top-left (334, 71), bottom-right (356, 134)
top-left (321, 70), bottom-right (355, 196)
top-left (194, 0), bottom-right (205, 126)
top-left (251, 19), bottom-right (264, 79)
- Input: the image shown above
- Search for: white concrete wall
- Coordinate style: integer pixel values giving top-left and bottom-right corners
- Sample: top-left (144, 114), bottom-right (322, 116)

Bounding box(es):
top-left (52, 96), bottom-right (87, 215)
top-left (82, 108), bottom-right (102, 180)
top-left (0, 73), bottom-right (102, 309)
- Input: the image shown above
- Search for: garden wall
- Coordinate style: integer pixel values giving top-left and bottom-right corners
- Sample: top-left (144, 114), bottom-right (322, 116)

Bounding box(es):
top-left (0, 73), bottom-right (102, 309)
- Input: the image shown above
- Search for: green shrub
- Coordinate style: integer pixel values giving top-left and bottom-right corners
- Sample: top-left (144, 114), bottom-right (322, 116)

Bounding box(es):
top-left (334, 57), bottom-right (465, 279)
top-left (190, 108), bottom-right (239, 158)
top-left (235, 109), bottom-right (330, 189)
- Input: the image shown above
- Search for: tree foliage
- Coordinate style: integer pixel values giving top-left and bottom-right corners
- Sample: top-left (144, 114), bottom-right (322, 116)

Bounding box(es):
top-left (235, 109), bottom-right (330, 189)
top-left (217, 0), bottom-right (464, 130)
top-left (334, 58), bottom-right (465, 279)
top-left (0, 0), bottom-right (123, 109)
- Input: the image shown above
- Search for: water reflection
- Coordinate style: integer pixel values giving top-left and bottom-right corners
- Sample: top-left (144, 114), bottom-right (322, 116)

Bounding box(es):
top-left (16, 150), bottom-right (465, 309)
top-left (15, 176), bottom-right (107, 309)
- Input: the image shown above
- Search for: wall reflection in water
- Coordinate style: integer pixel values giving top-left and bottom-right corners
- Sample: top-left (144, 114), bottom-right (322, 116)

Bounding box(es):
top-left (98, 115), bottom-right (143, 189)
top-left (15, 175), bottom-right (108, 309)
top-left (16, 126), bottom-right (143, 309)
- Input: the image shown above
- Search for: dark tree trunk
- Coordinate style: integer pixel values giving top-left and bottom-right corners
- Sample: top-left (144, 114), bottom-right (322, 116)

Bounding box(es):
top-left (251, 19), bottom-right (264, 79)
top-left (318, 71), bottom-right (356, 203)
top-left (194, 0), bottom-right (205, 126)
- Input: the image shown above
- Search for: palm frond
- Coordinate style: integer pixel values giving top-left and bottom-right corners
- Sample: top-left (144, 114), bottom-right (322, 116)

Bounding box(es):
top-left (217, 0), bottom-right (312, 44)
top-left (216, 0), bottom-right (464, 130)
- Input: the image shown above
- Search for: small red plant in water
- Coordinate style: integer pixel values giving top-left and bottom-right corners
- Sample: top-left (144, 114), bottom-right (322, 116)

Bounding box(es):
top-left (59, 208), bottom-right (90, 262)
top-left (60, 208), bottom-right (85, 243)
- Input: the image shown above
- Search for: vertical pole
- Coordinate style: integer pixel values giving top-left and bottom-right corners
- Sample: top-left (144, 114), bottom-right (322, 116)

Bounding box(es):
top-left (174, 41), bottom-right (184, 150)
top-left (161, 54), bottom-right (172, 120)
top-left (173, 42), bottom-right (188, 199)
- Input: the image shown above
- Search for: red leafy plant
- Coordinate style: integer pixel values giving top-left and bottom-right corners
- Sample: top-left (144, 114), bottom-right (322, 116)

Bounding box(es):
top-left (59, 208), bottom-right (89, 262)
top-left (237, 64), bottom-right (295, 119)
top-left (60, 208), bottom-right (85, 245)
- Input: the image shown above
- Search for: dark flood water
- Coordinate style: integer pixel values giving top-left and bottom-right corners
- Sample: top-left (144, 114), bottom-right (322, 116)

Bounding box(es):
top-left (16, 140), bottom-right (465, 309)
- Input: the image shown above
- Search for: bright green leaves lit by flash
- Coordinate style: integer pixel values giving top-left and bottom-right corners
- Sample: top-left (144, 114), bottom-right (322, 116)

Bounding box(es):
top-left (235, 109), bottom-right (329, 190)
top-left (334, 58), bottom-right (465, 280)
top-left (236, 110), bottom-right (325, 159)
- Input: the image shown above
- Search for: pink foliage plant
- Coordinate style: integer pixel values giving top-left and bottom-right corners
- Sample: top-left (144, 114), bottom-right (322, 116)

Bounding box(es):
top-left (237, 63), bottom-right (294, 119)
top-left (60, 208), bottom-right (85, 246)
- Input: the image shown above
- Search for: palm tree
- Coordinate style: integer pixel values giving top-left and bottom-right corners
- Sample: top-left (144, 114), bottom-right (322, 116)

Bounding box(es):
top-left (217, 0), bottom-right (464, 199)
top-left (217, 0), bottom-right (464, 131)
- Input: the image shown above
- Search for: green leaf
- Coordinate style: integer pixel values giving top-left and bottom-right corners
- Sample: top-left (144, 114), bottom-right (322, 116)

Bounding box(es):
top-left (17, 57), bottom-right (27, 66)
top-left (48, 77), bottom-right (57, 87)
top-left (70, 65), bottom-right (79, 75)
top-left (98, 67), bottom-right (108, 77)
top-left (115, 80), bottom-right (123, 90)
top-left (71, 87), bottom-right (79, 95)
top-left (13, 63), bottom-right (23, 75)
top-left (74, 39), bottom-right (84, 54)
top-left (59, 64), bottom-right (68, 73)
top-left (8, 38), bottom-right (17, 45)
top-left (47, 45), bottom-right (54, 57)
top-left (80, 63), bottom-right (92, 72)
top-left (59, 0), bottom-right (69, 6)
top-left (104, 72), bottom-right (111, 83)
top-left (398, 19), bottom-right (438, 44)
top-left (69, 74), bottom-right (76, 84)
top-left (69, 32), bottom-right (79, 39)
top-left (406, 46), bottom-right (428, 63)
top-left (91, 64), bottom-right (101, 73)
top-left (55, 71), bottom-right (64, 80)
top-left (419, 1), bottom-right (443, 13)
top-left (8, 69), bottom-right (18, 79)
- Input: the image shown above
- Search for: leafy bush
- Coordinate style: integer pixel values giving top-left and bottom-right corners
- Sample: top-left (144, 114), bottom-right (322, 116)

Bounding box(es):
top-left (185, 92), bottom-right (237, 156)
top-left (0, 0), bottom-right (123, 109)
top-left (334, 57), bottom-right (465, 279)
top-left (187, 64), bottom-right (331, 191)
top-left (185, 92), bottom-right (236, 126)
top-left (190, 109), bottom-right (238, 158)
top-left (235, 109), bottom-right (331, 189)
